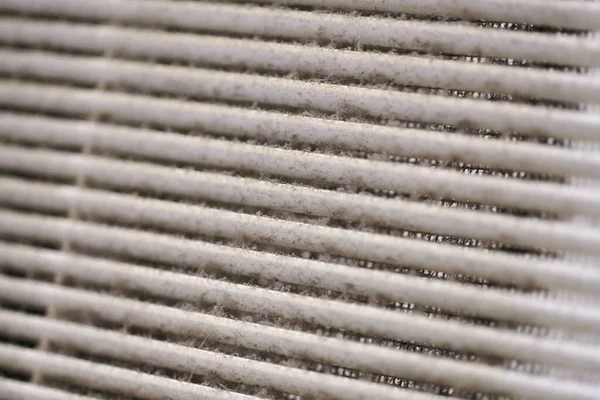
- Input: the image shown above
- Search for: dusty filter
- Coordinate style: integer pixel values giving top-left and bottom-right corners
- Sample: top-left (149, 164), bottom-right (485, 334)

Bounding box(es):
top-left (0, 0), bottom-right (599, 399)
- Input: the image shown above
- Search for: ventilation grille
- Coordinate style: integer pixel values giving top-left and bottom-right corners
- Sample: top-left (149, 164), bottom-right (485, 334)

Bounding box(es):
top-left (0, 1), bottom-right (599, 399)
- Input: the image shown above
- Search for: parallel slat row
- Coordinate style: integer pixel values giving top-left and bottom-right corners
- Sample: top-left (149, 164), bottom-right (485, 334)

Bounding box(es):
top-left (0, 344), bottom-right (258, 400)
top-left (2, 83), bottom-right (600, 181)
top-left (0, 378), bottom-right (100, 400)
top-left (222, 0), bottom-right (600, 31)
top-left (1, 180), bottom-right (600, 328)
top-left (0, 308), bottom-right (424, 400)
top-left (3, 50), bottom-right (600, 141)
top-left (1, 115), bottom-right (600, 247)
top-left (1, 18), bottom-right (599, 104)
top-left (0, 119), bottom-right (599, 253)
top-left (1, 171), bottom-right (600, 261)
top-left (1, 0), bottom-right (598, 66)
top-left (0, 104), bottom-right (598, 211)
top-left (0, 219), bottom-right (599, 367)
top-left (6, 140), bottom-right (599, 258)
top-left (1, 164), bottom-right (600, 295)
top-left (0, 280), bottom-right (599, 399)
top-left (4, 132), bottom-right (599, 219)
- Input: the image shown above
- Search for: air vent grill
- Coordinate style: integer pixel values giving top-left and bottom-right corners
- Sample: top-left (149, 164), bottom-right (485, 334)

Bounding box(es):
top-left (0, 1), bottom-right (599, 399)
